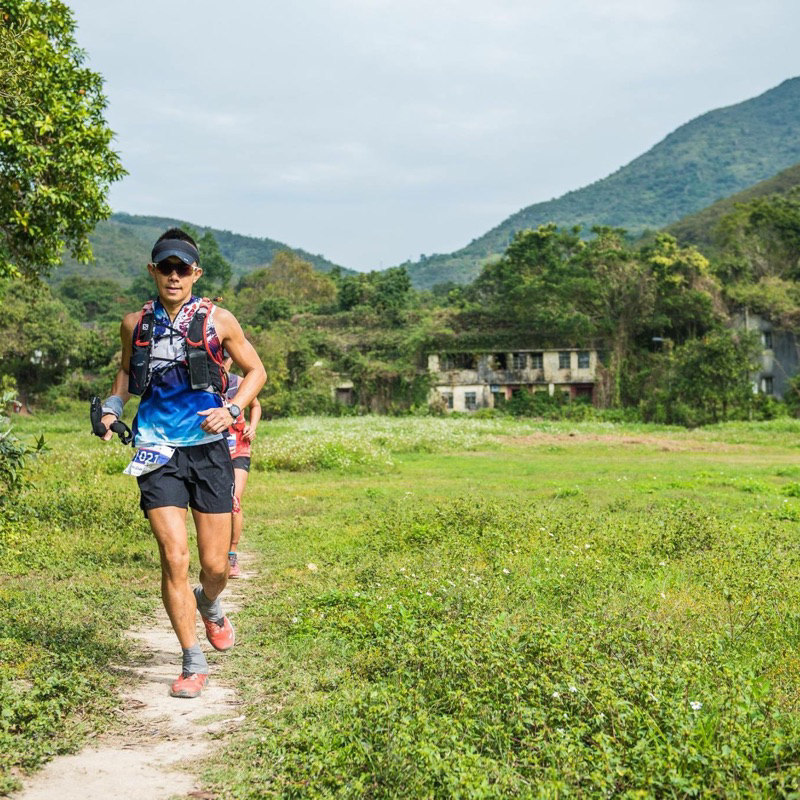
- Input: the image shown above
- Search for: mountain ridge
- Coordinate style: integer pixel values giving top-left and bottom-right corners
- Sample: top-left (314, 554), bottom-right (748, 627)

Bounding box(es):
top-left (54, 212), bottom-right (348, 287)
top-left (404, 77), bottom-right (800, 287)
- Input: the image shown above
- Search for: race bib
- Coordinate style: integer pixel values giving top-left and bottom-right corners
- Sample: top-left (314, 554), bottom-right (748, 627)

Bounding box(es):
top-left (123, 444), bottom-right (176, 477)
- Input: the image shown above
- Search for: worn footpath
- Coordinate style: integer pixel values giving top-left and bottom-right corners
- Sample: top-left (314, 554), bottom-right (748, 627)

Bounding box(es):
top-left (12, 556), bottom-right (253, 800)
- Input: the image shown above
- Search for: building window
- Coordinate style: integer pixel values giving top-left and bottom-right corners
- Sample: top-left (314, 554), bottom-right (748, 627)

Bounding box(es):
top-left (511, 352), bottom-right (526, 370)
top-left (559, 351), bottom-right (571, 370)
top-left (762, 376), bottom-right (774, 395)
top-left (464, 391), bottom-right (477, 411)
top-left (763, 331), bottom-right (773, 349)
top-left (577, 351), bottom-right (590, 369)
top-left (440, 353), bottom-right (477, 370)
top-left (335, 387), bottom-right (354, 406)
top-left (531, 352), bottom-right (543, 369)
top-left (493, 353), bottom-right (508, 369)
top-left (440, 392), bottom-right (453, 409)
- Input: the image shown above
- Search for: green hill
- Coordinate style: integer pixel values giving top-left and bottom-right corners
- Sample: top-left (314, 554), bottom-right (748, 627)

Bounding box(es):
top-left (664, 161), bottom-right (800, 252)
top-left (53, 212), bottom-right (347, 287)
top-left (406, 77), bottom-right (800, 288)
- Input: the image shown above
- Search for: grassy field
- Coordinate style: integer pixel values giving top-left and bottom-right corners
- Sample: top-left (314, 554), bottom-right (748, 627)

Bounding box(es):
top-left (4, 411), bottom-right (800, 796)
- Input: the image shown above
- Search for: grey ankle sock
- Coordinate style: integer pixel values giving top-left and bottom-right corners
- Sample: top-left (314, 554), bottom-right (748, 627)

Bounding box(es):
top-left (182, 644), bottom-right (208, 676)
top-left (193, 585), bottom-right (224, 625)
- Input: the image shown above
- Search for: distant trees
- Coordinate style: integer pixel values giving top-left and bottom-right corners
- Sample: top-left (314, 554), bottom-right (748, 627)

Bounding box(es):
top-left (0, 280), bottom-right (85, 397)
top-left (57, 275), bottom-right (133, 323)
top-left (0, 1), bottom-right (125, 279)
top-left (232, 251), bottom-right (337, 328)
top-left (669, 329), bottom-right (762, 424)
top-left (463, 224), bottom-right (721, 407)
top-left (715, 189), bottom-right (800, 283)
top-left (337, 266), bottom-right (412, 319)
top-left (197, 230), bottom-right (232, 291)
top-left (714, 189), bottom-right (800, 328)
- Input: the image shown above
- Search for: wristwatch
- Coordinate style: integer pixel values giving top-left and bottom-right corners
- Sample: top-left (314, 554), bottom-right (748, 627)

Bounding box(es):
top-left (226, 403), bottom-right (241, 419)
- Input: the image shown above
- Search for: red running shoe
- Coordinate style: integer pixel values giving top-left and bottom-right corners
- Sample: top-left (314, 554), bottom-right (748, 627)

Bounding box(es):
top-left (202, 615), bottom-right (236, 651)
top-left (170, 672), bottom-right (209, 698)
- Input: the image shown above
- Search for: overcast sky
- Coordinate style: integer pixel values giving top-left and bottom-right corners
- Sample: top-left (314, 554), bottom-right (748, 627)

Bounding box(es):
top-left (68, 0), bottom-right (799, 271)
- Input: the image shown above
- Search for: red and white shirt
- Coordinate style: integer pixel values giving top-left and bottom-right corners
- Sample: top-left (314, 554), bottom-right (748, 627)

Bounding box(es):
top-left (225, 373), bottom-right (250, 459)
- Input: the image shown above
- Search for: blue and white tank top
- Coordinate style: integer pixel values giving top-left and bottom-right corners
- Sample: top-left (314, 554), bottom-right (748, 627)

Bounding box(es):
top-left (132, 296), bottom-right (224, 448)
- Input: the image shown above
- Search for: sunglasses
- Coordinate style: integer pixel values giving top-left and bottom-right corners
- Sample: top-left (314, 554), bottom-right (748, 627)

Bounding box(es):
top-left (154, 260), bottom-right (196, 277)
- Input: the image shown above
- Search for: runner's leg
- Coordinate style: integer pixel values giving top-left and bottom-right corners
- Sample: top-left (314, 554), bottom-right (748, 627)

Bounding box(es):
top-left (147, 506), bottom-right (199, 649)
top-left (230, 467), bottom-right (249, 553)
top-left (194, 509), bottom-right (232, 602)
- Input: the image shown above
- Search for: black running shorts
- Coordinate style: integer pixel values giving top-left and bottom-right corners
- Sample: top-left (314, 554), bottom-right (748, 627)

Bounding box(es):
top-left (138, 438), bottom-right (234, 515)
top-left (231, 456), bottom-right (251, 472)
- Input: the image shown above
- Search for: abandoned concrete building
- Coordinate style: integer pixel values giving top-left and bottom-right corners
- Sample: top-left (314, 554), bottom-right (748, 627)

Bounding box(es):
top-left (733, 310), bottom-right (800, 398)
top-left (428, 349), bottom-right (600, 412)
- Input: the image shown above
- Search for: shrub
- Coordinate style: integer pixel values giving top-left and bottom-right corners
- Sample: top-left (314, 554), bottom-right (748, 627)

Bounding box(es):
top-left (0, 392), bottom-right (45, 503)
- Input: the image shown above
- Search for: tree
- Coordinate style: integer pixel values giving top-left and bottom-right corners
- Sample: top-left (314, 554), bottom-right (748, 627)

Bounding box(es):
top-left (238, 251), bottom-right (337, 308)
top-left (579, 227), bottom-right (655, 406)
top-left (372, 267), bottom-right (412, 314)
top-left (197, 230), bottom-right (232, 291)
top-left (670, 329), bottom-right (761, 424)
top-left (715, 189), bottom-right (800, 283)
top-left (467, 224), bottom-right (592, 338)
top-left (57, 274), bottom-right (132, 323)
top-left (640, 233), bottom-right (718, 344)
top-left (0, 278), bottom-right (85, 397)
top-left (0, 1), bottom-right (125, 280)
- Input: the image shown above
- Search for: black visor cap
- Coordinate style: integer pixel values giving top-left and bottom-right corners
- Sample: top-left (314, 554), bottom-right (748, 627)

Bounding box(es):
top-left (151, 239), bottom-right (200, 266)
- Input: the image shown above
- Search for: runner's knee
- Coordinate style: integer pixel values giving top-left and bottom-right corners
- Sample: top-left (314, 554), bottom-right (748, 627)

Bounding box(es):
top-left (200, 553), bottom-right (228, 583)
top-left (159, 543), bottom-right (190, 577)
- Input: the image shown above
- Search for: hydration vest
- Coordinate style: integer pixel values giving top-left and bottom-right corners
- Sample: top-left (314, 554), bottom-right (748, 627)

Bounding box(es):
top-left (128, 298), bottom-right (228, 396)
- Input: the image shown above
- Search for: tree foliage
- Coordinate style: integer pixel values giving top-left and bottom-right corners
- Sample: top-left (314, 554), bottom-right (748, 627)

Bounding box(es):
top-left (0, 1), bottom-right (125, 279)
top-left (238, 250), bottom-right (337, 309)
top-left (337, 267), bottom-right (412, 320)
top-left (57, 274), bottom-right (133, 323)
top-left (669, 329), bottom-right (762, 424)
top-left (714, 189), bottom-right (800, 283)
top-left (197, 230), bottom-right (232, 291)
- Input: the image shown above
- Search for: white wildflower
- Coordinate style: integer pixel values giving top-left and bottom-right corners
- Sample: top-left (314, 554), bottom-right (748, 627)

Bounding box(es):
top-left (503, 568), bottom-right (510, 574)
top-left (306, 563), bottom-right (318, 571)
top-left (690, 700), bottom-right (702, 711)
top-left (568, 686), bottom-right (577, 693)
top-left (552, 691), bottom-right (560, 699)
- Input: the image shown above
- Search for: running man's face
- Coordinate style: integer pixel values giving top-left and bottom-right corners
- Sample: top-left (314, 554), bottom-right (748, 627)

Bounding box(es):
top-left (147, 256), bottom-right (203, 304)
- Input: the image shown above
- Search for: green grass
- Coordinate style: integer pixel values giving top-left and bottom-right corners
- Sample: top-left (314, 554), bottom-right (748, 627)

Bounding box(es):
top-left (5, 412), bottom-right (800, 796)
top-left (0, 410), bottom-right (157, 794)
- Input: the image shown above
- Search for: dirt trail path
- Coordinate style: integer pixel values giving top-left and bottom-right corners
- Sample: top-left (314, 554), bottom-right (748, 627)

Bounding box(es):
top-left (13, 558), bottom-right (253, 800)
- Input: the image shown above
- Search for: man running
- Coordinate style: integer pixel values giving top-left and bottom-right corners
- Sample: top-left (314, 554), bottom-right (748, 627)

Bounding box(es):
top-left (98, 228), bottom-right (266, 698)
top-left (223, 358), bottom-right (261, 578)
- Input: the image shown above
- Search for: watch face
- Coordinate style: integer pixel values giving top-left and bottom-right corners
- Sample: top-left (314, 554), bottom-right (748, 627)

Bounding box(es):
top-left (230, 404), bottom-right (241, 418)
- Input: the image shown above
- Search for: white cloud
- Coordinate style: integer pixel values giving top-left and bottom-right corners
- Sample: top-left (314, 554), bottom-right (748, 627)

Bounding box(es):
top-left (70, 0), bottom-right (800, 269)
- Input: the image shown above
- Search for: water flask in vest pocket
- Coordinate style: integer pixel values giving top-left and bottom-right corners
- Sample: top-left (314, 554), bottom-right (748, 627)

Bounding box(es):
top-left (128, 346), bottom-right (150, 396)
top-left (188, 349), bottom-right (211, 390)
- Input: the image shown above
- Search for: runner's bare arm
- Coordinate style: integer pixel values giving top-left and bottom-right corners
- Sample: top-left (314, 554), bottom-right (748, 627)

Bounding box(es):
top-left (198, 309), bottom-right (266, 435)
top-left (99, 313), bottom-right (138, 441)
